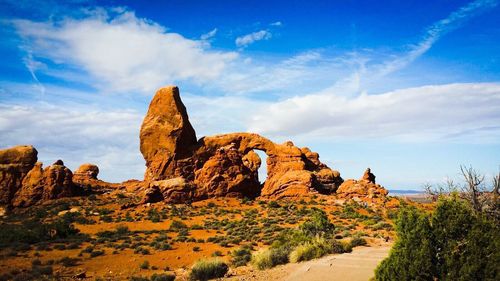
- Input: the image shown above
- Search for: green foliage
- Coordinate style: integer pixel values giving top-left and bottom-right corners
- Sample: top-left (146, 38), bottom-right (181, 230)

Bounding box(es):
top-left (0, 217), bottom-right (81, 247)
top-left (139, 260), bottom-right (149, 269)
top-left (299, 209), bottom-right (334, 237)
top-left (350, 236), bottom-right (367, 247)
top-left (375, 197), bottom-right (500, 281)
top-left (189, 259), bottom-right (228, 281)
top-left (251, 247), bottom-right (290, 270)
top-left (231, 245), bottom-right (252, 267)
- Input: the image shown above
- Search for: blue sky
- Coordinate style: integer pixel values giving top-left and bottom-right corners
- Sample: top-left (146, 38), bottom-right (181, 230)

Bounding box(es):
top-left (1, 0), bottom-right (499, 189)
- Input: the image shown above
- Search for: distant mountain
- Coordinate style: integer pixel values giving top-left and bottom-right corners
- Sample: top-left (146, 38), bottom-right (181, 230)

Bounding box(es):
top-left (388, 189), bottom-right (425, 195)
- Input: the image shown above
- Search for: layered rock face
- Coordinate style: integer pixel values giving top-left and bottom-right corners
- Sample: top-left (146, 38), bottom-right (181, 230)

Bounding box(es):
top-left (139, 86), bottom-right (343, 201)
top-left (0, 145), bottom-right (38, 205)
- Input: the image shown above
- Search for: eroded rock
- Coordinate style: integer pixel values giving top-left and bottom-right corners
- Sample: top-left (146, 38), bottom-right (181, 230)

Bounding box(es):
top-left (140, 86), bottom-right (198, 182)
top-left (139, 86), bottom-right (344, 201)
top-left (0, 145), bottom-right (38, 205)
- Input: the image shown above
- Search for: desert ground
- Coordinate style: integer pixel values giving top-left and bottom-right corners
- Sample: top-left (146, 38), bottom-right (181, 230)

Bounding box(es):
top-left (0, 192), bottom-right (400, 280)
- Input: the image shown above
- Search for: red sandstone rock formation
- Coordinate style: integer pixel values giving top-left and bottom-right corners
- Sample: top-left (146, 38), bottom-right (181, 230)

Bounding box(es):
top-left (0, 145), bottom-right (38, 205)
top-left (74, 163), bottom-right (99, 182)
top-left (139, 86), bottom-right (344, 202)
top-left (140, 86), bottom-right (198, 182)
top-left (337, 169), bottom-right (387, 199)
top-left (13, 160), bottom-right (81, 207)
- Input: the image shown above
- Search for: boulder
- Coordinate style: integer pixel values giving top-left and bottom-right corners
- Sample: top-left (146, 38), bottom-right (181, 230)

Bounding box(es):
top-left (0, 145), bottom-right (38, 205)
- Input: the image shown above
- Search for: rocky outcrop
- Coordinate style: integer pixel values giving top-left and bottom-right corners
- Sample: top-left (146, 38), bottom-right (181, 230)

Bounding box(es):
top-left (73, 163), bottom-right (118, 191)
top-left (140, 86), bottom-right (198, 182)
top-left (0, 145), bottom-right (38, 205)
top-left (362, 168), bottom-right (376, 183)
top-left (141, 177), bottom-right (195, 204)
top-left (74, 163), bottom-right (99, 182)
top-left (0, 145), bottom-right (84, 207)
top-left (13, 160), bottom-right (81, 207)
top-left (337, 169), bottom-right (387, 199)
top-left (139, 86), bottom-right (343, 202)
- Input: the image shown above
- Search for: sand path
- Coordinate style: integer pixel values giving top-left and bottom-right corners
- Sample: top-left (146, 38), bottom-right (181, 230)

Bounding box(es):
top-left (227, 245), bottom-right (391, 281)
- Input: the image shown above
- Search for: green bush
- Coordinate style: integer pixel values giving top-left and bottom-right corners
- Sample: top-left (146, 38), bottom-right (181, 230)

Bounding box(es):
top-left (251, 247), bottom-right (290, 270)
top-left (231, 245), bottom-right (252, 267)
top-left (189, 259), bottom-right (228, 281)
top-left (139, 260), bottom-right (149, 269)
top-left (375, 197), bottom-right (500, 281)
top-left (350, 236), bottom-right (367, 247)
top-left (299, 209), bottom-right (334, 237)
top-left (289, 243), bottom-right (321, 263)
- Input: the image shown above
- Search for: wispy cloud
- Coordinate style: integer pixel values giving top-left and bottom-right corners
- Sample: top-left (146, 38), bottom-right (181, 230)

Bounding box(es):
top-left (200, 28), bottom-right (217, 40)
top-left (11, 8), bottom-right (238, 94)
top-left (270, 21), bottom-right (282, 26)
top-left (377, 0), bottom-right (499, 77)
top-left (235, 30), bottom-right (272, 48)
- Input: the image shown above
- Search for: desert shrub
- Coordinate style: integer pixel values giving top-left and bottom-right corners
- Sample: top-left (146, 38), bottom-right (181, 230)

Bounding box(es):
top-left (139, 260), bottom-right (149, 269)
top-left (299, 209), bottom-right (334, 237)
top-left (32, 265), bottom-right (53, 277)
top-left (189, 259), bottom-right (228, 281)
top-left (151, 273), bottom-right (176, 281)
top-left (59, 256), bottom-right (79, 267)
top-left (170, 220), bottom-right (188, 230)
top-left (350, 236), bottom-right (367, 247)
top-left (289, 243), bottom-right (321, 263)
top-left (0, 217), bottom-right (81, 246)
top-left (192, 246), bottom-right (201, 252)
top-left (251, 247), bottom-right (290, 270)
top-left (289, 237), bottom-right (350, 263)
top-left (267, 201), bottom-right (280, 208)
top-left (134, 246), bottom-right (151, 255)
top-left (211, 251), bottom-right (222, 257)
top-left (147, 208), bottom-right (162, 222)
top-left (231, 245), bottom-right (252, 267)
top-left (90, 249), bottom-right (105, 257)
top-left (375, 196), bottom-right (499, 281)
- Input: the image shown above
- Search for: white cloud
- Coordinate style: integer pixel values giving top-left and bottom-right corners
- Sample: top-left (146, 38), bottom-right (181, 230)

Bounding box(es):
top-left (270, 21), bottom-right (282, 26)
top-left (248, 83), bottom-right (500, 143)
top-left (235, 30), bottom-right (272, 47)
top-left (200, 28), bottom-right (217, 40)
top-left (12, 8), bottom-right (238, 94)
top-left (0, 103), bottom-right (145, 182)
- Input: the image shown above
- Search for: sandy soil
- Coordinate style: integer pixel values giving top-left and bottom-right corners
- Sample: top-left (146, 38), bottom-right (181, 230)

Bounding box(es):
top-left (227, 244), bottom-right (392, 281)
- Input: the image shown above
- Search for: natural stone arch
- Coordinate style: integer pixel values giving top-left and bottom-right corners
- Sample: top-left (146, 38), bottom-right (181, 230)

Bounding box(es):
top-left (139, 86), bottom-right (344, 202)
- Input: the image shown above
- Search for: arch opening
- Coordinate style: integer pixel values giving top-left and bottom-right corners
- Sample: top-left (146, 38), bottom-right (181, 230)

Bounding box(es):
top-left (254, 150), bottom-right (268, 185)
